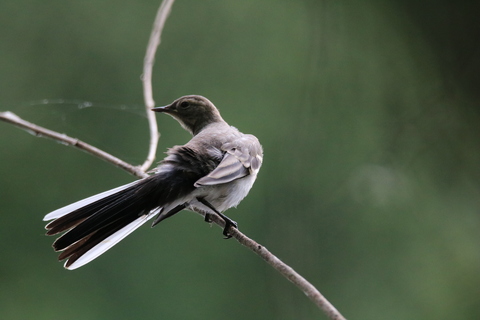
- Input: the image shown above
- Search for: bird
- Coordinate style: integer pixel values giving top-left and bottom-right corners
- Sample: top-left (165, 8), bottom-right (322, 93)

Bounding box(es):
top-left (43, 95), bottom-right (263, 270)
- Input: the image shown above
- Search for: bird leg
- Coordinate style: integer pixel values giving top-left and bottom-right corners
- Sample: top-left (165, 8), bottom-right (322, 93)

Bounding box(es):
top-left (196, 197), bottom-right (238, 239)
top-left (204, 213), bottom-right (212, 223)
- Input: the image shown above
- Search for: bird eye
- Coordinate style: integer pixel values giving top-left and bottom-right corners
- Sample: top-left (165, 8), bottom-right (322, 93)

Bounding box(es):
top-left (179, 101), bottom-right (190, 109)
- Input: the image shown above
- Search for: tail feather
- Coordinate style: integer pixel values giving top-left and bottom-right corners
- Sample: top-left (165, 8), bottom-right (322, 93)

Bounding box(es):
top-left (46, 190), bottom-right (129, 235)
top-left (43, 180), bottom-right (162, 269)
top-left (52, 190), bottom-right (142, 251)
top-left (63, 211), bottom-right (158, 270)
top-left (44, 165), bottom-right (199, 269)
top-left (43, 181), bottom-right (138, 221)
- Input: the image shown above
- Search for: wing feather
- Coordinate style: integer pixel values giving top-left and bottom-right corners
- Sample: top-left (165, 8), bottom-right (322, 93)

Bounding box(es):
top-left (195, 153), bottom-right (248, 186)
top-left (194, 134), bottom-right (263, 187)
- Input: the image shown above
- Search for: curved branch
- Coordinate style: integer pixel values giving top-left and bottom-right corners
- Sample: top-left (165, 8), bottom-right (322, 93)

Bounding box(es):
top-left (235, 233), bottom-right (344, 319)
top-left (141, 0), bottom-right (176, 171)
top-left (0, 111), bottom-right (148, 179)
top-left (0, 110), bottom-right (347, 320)
top-left (0, 0), bottom-right (347, 318)
top-left (207, 213), bottom-right (347, 320)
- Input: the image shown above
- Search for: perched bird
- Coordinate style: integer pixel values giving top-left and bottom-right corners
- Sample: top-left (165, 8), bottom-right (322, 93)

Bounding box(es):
top-left (43, 95), bottom-right (263, 270)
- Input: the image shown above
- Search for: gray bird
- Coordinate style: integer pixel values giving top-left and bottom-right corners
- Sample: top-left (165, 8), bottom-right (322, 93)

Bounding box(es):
top-left (43, 95), bottom-right (263, 270)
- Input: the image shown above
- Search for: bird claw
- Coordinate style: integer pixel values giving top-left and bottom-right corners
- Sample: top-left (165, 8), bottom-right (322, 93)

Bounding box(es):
top-left (222, 219), bottom-right (238, 239)
top-left (204, 213), bottom-right (212, 223)
top-left (196, 197), bottom-right (238, 239)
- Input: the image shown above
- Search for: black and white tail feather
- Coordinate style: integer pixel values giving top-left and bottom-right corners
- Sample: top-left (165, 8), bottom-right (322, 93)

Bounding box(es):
top-left (44, 181), bottom-right (159, 269)
top-left (43, 95), bottom-right (263, 270)
top-left (44, 180), bottom-right (160, 270)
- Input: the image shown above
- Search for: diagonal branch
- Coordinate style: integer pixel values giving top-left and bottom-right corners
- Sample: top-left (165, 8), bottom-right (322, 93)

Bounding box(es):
top-left (0, 0), bottom-right (347, 318)
top-left (207, 213), bottom-right (347, 320)
top-left (0, 111), bottom-right (148, 179)
top-left (0, 110), bottom-right (347, 320)
top-left (140, 0), bottom-right (176, 172)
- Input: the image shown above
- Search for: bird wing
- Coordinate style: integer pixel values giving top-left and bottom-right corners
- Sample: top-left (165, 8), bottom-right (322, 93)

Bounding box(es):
top-left (194, 134), bottom-right (263, 187)
top-left (194, 152), bottom-right (248, 186)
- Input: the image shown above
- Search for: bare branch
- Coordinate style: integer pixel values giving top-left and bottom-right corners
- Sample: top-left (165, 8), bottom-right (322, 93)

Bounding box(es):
top-left (0, 111), bottom-right (148, 179)
top-left (1, 110), bottom-right (347, 320)
top-left (207, 213), bottom-right (347, 320)
top-left (238, 234), bottom-right (345, 319)
top-left (0, 1), bottom-right (347, 318)
top-left (141, 0), bottom-right (176, 172)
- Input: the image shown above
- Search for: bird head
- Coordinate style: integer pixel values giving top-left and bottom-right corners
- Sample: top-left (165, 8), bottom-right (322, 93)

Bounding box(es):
top-left (152, 95), bottom-right (224, 135)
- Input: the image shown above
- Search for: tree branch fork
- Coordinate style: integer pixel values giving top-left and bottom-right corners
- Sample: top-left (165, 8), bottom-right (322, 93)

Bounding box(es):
top-left (0, 95), bottom-right (346, 320)
top-left (0, 1), bottom-right (346, 319)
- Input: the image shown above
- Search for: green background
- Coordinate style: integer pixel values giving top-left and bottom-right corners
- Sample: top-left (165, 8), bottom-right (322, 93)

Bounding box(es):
top-left (1, 1), bottom-right (479, 319)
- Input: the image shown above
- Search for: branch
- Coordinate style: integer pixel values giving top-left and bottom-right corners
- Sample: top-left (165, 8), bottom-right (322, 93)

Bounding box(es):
top-left (0, 0), bottom-right (347, 318)
top-left (0, 111), bottom-right (148, 179)
top-left (0, 110), bottom-right (347, 320)
top-left (237, 236), bottom-right (344, 319)
top-left (207, 213), bottom-right (347, 320)
top-left (140, 0), bottom-right (176, 172)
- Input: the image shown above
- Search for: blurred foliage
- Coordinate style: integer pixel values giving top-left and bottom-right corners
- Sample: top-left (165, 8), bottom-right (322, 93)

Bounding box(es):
top-left (1, 1), bottom-right (479, 319)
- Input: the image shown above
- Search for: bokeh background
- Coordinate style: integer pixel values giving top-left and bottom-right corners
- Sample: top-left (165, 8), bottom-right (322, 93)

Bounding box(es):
top-left (1, 1), bottom-right (479, 319)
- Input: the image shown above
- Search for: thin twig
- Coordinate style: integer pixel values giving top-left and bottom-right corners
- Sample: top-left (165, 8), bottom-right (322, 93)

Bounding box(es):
top-left (140, 0), bottom-right (176, 172)
top-left (207, 213), bottom-right (347, 320)
top-left (0, 111), bottom-right (148, 179)
top-left (0, 110), bottom-right (347, 320)
top-left (0, 0), bottom-right (347, 318)
top-left (235, 232), bottom-right (344, 319)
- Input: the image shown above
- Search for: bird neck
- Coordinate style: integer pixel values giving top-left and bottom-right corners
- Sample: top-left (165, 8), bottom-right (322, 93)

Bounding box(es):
top-left (190, 114), bottom-right (226, 136)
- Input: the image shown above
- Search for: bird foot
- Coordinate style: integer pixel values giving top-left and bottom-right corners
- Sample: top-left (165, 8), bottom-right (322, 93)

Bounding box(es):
top-left (197, 197), bottom-right (238, 239)
top-left (222, 217), bottom-right (238, 239)
top-left (204, 213), bottom-right (212, 223)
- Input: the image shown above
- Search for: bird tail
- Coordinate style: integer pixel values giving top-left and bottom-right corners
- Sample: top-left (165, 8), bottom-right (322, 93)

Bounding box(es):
top-left (43, 180), bottom-right (160, 270)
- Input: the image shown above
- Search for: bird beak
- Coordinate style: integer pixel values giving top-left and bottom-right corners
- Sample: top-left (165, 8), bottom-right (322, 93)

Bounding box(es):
top-left (151, 104), bottom-right (172, 113)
